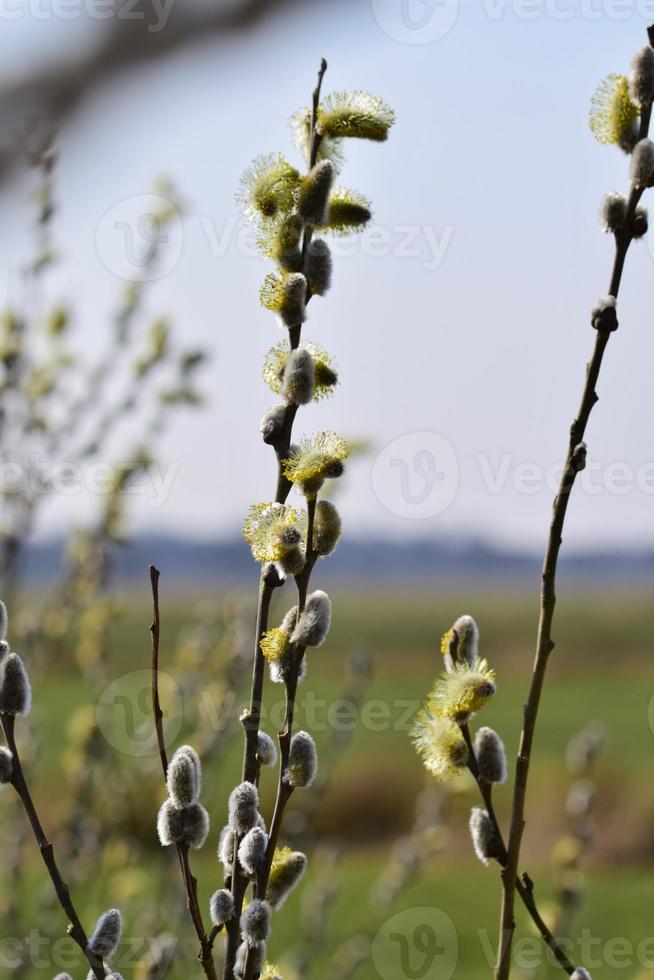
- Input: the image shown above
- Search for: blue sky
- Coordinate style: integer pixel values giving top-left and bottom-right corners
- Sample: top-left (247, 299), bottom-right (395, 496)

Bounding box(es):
top-left (4, 0), bottom-right (654, 549)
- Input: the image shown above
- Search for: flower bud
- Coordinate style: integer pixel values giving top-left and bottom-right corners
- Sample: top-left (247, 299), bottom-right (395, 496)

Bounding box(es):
top-left (260, 405), bottom-right (287, 446)
top-left (474, 727), bottom-right (507, 784)
top-left (228, 781), bottom-right (259, 835)
top-left (281, 349), bottom-right (314, 405)
top-left (276, 546), bottom-right (305, 577)
top-left (235, 941), bottom-right (266, 978)
top-left (0, 652), bottom-right (31, 716)
top-left (0, 746), bottom-right (13, 784)
top-left (218, 825), bottom-right (236, 869)
top-left (630, 45), bottom-right (654, 106)
top-left (299, 160), bottom-right (335, 225)
top-left (591, 296), bottom-right (618, 332)
top-left (571, 442), bottom-right (587, 473)
top-left (266, 848), bottom-right (307, 909)
top-left (0, 600), bottom-right (7, 641)
top-left (305, 239), bottom-right (333, 295)
top-left (291, 590), bottom-right (331, 648)
top-left (209, 888), bottom-right (235, 926)
top-left (257, 731), bottom-right (277, 767)
top-left (167, 745), bottom-right (201, 808)
top-left (600, 191), bottom-right (627, 233)
top-left (270, 214), bottom-right (303, 271)
top-left (157, 800), bottom-right (209, 849)
top-left (571, 971), bottom-right (592, 980)
top-left (238, 826), bottom-right (268, 876)
top-left (631, 138), bottom-right (654, 186)
top-left (240, 899), bottom-right (272, 946)
top-left (450, 615), bottom-right (479, 669)
top-left (54, 974), bottom-right (73, 979)
top-left (469, 807), bottom-right (500, 866)
top-left (633, 203), bottom-right (648, 238)
top-left (287, 731), bottom-right (317, 788)
top-left (312, 501), bottom-right (342, 557)
top-left (88, 908), bottom-right (122, 959)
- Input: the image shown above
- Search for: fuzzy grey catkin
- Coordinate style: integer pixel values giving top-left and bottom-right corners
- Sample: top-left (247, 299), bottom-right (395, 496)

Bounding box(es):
top-left (450, 614), bottom-right (479, 670)
top-left (278, 273), bottom-right (307, 328)
top-left (299, 160), bottom-right (335, 225)
top-left (305, 239), bottom-right (333, 296)
top-left (287, 730), bottom-right (317, 788)
top-left (0, 653), bottom-right (32, 716)
top-left (291, 590), bottom-right (332, 648)
top-left (281, 348), bottom-right (315, 405)
top-left (228, 781), bottom-right (260, 834)
top-left (631, 138), bottom-right (654, 186)
top-left (257, 731), bottom-right (277, 767)
top-left (571, 971), bottom-right (593, 980)
top-left (266, 849), bottom-right (307, 909)
top-left (234, 941), bottom-right (266, 978)
top-left (469, 807), bottom-right (497, 866)
top-left (260, 404), bottom-right (287, 445)
top-left (0, 600), bottom-right (7, 642)
top-left (276, 545), bottom-right (305, 577)
top-left (87, 908), bottom-right (122, 959)
top-left (53, 974), bottom-right (73, 980)
top-left (240, 899), bottom-right (272, 946)
top-left (157, 800), bottom-right (209, 849)
top-left (633, 203), bottom-right (649, 238)
top-left (591, 296), bottom-right (618, 332)
top-left (0, 746), bottom-right (13, 784)
top-left (218, 825), bottom-right (236, 869)
top-left (312, 500), bottom-right (342, 557)
top-left (85, 972), bottom-right (125, 980)
top-left (238, 826), bottom-right (268, 876)
top-left (209, 888), bottom-right (235, 926)
top-left (474, 727), bottom-right (507, 784)
top-left (630, 45), bottom-right (654, 106)
top-left (166, 745), bottom-right (201, 808)
top-left (600, 191), bottom-right (627, 233)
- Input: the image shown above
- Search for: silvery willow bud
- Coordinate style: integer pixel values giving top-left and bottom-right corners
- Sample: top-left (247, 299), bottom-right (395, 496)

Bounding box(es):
top-left (566, 779), bottom-right (595, 819)
top-left (630, 45), bottom-right (654, 106)
top-left (209, 888), bottom-right (235, 926)
top-left (571, 970), bottom-right (593, 980)
top-left (0, 746), bottom-right (13, 784)
top-left (260, 404), bottom-right (287, 446)
top-left (54, 974), bottom-right (73, 979)
top-left (85, 972), bottom-right (124, 980)
top-left (312, 500), bottom-right (342, 557)
top-left (633, 204), bottom-right (648, 238)
top-left (240, 899), bottom-right (272, 946)
top-left (157, 799), bottom-right (209, 849)
top-left (631, 138), bottom-right (654, 186)
top-left (281, 348), bottom-right (315, 405)
top-left (279, 273), bottom-right (307, 328)
top-left (299, 160), bottom-right (335, 225)
top-left (266, 849), bottom-right (307, 909)
top-left (218, 825), bottom-right (236, 869)
top-left (88, 908), bottom-right (122, 959)
top-left (591, 296), bottom-right (618, 332)
top-left (238, 827), bottom-right (268, 876)
top-left (571, 442), bottom-right (587, 473)
top-left (469, 807), bottom-right (500, 866)
top-left (305, 239), bottom-right (333, 295)
top-left (287, 731), bottom-right (317, 788)
top-left (0, 641), bottom-right (8, 664)
top-left (257, 731), bottom-right (277, 767)
top-left (167, 745), bottom-right (201, 807)
top-left (0, 600), bottom-right (7, 641)
top-left (474, 727), bottom-right (507, 784)
top-left (600, 192), bottom-right (627, 233)
top-left (276, 546), bottom-right (305, 577)
top-left (234, 941), bottom-right (266, 978)
top-left (451, 615), bottom-right (479, 669)
top-left (0, 652), bottom-right (32, 716)
top-left (228, 781), bottom-right (260, 834)
top-left (291, 590), bottom-right (332, 648)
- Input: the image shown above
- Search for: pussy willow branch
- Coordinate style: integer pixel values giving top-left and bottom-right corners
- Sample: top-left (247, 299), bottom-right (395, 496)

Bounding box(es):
top-left (460, 726), bottom-right (575, 975)
top-left (148, 565), bottom-right (219, 980)
top-left (223, 58), bottom-right (328, 980)
top-left (496, 35), bottom-right (654, 978)
top-left (0, 713), bottom-right (106, 980)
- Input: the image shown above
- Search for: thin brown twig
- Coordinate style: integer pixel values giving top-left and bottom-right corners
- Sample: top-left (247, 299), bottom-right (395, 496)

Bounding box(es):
top-left (495, 32), bottom-right (654, 977)
top-left (0, 713), bottom-right (106, 980)
top-left (149, 564), bottom-right (218, 980)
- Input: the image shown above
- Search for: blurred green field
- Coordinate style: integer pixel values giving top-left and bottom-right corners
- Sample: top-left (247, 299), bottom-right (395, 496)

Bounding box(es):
top-left (3, 587), bottom-right (654, 979)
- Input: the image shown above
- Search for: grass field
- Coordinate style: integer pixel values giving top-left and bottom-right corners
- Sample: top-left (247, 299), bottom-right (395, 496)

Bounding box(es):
top-left (2, 587), bottom-right (654, 979)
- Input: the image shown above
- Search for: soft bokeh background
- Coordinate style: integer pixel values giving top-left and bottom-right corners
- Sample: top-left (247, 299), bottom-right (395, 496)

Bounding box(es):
top-left (2, 2), bottom-right (654, 978)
